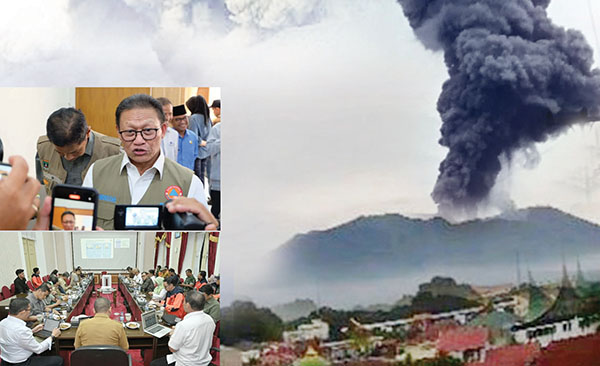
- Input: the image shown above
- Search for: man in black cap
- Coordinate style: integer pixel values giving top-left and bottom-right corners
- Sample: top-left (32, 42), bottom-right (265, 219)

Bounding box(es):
top-left (172, 105), bottom-right (198, 171)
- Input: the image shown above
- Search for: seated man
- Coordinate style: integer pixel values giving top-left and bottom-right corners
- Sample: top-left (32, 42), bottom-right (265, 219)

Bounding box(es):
top-left (44, 282), bottom-right (66, 311)
top-left (14, 269), bottom-right (29, 295)
top-left (25, 284), bottom-right (52, 322)
top-left (74, 297), bottom-right (129, 350)
top-left (57, 272), bottom-right (69, 293)
top-left (150, 291), bottom-right (214, 366)
top-left (181, 269), bottom-right (197, 292)
top-left (70, 267), bottom-right (82, 286)
top-left (199, 286), bottom-right (220, 323)
top-left (0, 298), bottom-right (63, 365)
top-left (141, 271), bottom-right (155, 293)
top-left (133, 268), bottom-right (143, 285)
top-left (82, 94), bottom-right (217, 230)
top-left (164, 276), bottom-right (186, 319)
top-left (36, 107), bottom-right (122, 195)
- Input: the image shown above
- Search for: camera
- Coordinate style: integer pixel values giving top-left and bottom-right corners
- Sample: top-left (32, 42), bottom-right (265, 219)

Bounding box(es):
top-left (113, 204), bottom-right (208, 230)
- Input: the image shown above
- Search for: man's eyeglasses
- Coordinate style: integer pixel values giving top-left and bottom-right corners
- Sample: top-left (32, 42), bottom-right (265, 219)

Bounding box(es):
top-left (118, 128), bottom-right (159, 142)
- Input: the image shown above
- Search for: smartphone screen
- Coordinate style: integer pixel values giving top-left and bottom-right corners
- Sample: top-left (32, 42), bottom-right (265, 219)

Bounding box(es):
top-left (0, 163), bottom-right (11, 179)
top-left (51, 184), bottom-right (98, 231)
top-left (125, 206), bottom-right (160, 227)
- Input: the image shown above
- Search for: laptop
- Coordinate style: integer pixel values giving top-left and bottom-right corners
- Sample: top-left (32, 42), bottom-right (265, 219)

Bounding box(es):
top-left (141, 310), bottom-right (171, 338)
top-left (37, 318), bottom-right (60, 338)
top-left (161, 313), bottom-right (178, 326)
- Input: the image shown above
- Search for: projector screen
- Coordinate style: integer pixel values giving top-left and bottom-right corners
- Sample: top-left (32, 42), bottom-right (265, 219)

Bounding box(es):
top-left (72, 232), bottom-right (138, 270)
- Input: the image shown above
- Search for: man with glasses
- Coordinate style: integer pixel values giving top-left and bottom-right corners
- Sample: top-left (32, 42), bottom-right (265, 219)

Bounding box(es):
top-left (83, 94), bottom-right (217, 230)
top-left (36, 107), bottom-right (121, 195)
top-left (0, 298), bottom-right (63, 365)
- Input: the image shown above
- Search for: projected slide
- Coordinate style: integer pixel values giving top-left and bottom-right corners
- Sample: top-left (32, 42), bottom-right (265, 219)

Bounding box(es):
top-left (81, 238), bottom-right (113, 259)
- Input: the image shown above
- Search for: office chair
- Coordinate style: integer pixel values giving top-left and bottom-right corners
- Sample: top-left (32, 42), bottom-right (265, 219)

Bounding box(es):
top-left (70, 345), bottom-right (131, 366)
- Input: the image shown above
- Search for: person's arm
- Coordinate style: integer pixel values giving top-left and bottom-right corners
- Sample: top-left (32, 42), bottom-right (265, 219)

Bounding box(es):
top-left (167, 324), bottom-right (183, 354)
top-left (74, 326), bottom-right (82, 349)
top-left (206, 125), bottom-right (220, 156)
top-left (200, 122), bottom-right (209, 147)
top-left (18, 327), bottom-right (54, 354)
top-left (119, 325), bottom-right (129, 350)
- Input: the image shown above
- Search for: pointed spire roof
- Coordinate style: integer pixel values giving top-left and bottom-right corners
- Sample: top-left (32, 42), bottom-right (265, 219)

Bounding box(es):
top-left (561, 258), bottom-right (572, 289)
top-left (527, 267), bottom-right (535, 286)
top-left (576, 256), bottom-right (587, 287)
top-left (514, 263), bottom-right (600, 330)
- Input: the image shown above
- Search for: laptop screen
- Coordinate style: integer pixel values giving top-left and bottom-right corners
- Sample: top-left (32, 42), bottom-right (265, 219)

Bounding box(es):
top-left (44, 318), bottom-right (60, 331)
top-left (143, 311), bottom-right (157, 328)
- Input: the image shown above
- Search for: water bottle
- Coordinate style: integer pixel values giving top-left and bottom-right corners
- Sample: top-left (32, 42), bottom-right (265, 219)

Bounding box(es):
top-left (119, 312), bottom-right (124, 323)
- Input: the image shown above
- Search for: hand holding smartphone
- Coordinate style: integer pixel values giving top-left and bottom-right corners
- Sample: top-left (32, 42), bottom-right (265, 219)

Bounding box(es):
top-left (49, 184), bottom-right (99, 231)
top-left (0, 156), bottom-right (43, 230)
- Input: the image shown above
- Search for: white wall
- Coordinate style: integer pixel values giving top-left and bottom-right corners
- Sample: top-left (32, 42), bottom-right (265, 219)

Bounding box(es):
top-left (0, 88), bottom-right (75, 170)
top-left (0, 232), bottom-right (27, 288)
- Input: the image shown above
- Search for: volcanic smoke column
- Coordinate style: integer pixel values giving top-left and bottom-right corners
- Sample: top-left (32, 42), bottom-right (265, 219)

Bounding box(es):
top-left (398, 0), bottom-right (600, 216)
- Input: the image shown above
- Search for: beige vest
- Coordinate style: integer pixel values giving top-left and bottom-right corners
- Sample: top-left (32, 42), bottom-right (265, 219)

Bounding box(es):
top-left (92, 155), bottom-right (193, 230)
top-left (37, 130), bottom-right (122, 195)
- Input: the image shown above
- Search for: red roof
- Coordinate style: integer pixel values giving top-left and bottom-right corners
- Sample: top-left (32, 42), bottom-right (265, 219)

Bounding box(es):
top-left (533, 334), bottom-right (600, 366)
top-left (468, 343), bottom-right (540, 366)
top-left (437, 327), bottom-right (488, 353)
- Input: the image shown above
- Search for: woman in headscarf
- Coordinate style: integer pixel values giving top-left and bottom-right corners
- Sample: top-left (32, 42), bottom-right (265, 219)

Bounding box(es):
top-left (185, 95), bottom-right (212, 188)
top-left (150, 276), bottom-right (167, 301)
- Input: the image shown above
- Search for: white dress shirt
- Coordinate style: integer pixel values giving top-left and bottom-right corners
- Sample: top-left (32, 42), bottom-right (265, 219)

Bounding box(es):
top-left (0, 316), bottom-right (53, 363)
top-left (133, 273), bottom-right (143, 285)
top-left (83, 151), bottom-right (207, 207)
top-left (167, 310), bottom-right (215, 366)
top-left (161, 127), bottom-right (179, 161)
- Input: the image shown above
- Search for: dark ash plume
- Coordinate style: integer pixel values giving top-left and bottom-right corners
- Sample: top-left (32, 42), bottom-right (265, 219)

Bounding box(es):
top-left (398, 0), bottom-right (600, 216)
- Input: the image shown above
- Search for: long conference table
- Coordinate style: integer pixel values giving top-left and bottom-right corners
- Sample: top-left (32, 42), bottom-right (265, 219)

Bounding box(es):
top-left (0, 274), bottom-right (170, 366)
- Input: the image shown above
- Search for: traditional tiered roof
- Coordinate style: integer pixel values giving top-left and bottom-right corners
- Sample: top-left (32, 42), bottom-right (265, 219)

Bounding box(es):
top-left (513, 265), bottom-right (600, 330)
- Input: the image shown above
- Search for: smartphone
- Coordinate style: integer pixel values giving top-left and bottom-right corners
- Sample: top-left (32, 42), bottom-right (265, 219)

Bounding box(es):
top-left (114, 204), bottom-right (163, 230)
top-left (50, 184), bottom-right (98, 231)
top-left (0, 162), bottom-right (11, 179)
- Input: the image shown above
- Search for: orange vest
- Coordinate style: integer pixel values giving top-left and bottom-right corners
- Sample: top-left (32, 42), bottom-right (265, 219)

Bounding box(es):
top-left (165, 293), bottom-right (186, 319)
top-left (32, 276), bottom-right (42, 289)
top-left (195, 282), bottom-right (210, 291)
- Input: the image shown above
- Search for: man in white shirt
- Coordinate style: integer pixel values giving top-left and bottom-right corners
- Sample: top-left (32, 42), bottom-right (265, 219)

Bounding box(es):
top-left (82, 94), bottom-right (217, 230)
top-left (157, 97), bottom-right (178, 162)
top-left (133, 268), bottom-right (143, 285)
top-left (0, 297), bottom-right (63, 365)
top-left (150, 291), bottom-right (215, 366)
top-left (149, 269), bottom-right (158, 286)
